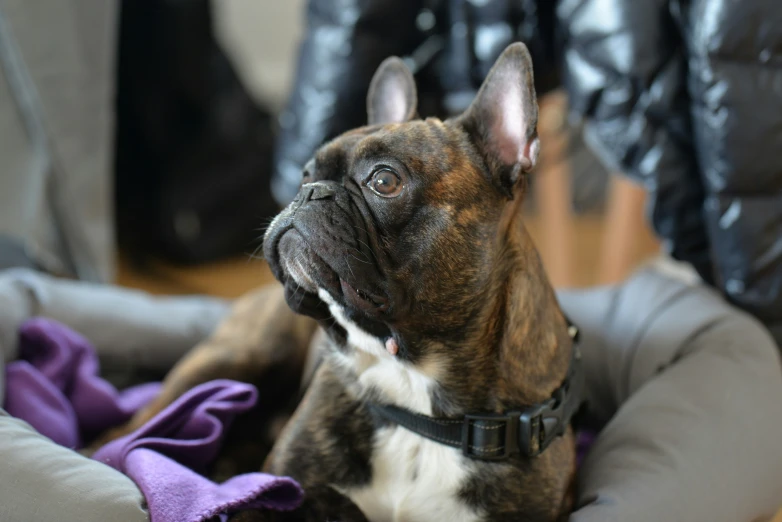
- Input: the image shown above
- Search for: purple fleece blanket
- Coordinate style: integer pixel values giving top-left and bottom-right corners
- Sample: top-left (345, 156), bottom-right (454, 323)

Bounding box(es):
top-left (3, 318), bottom-right (303, 522)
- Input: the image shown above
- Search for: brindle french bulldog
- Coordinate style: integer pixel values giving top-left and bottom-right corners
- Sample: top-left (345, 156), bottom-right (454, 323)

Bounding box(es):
top-left (251, 42), bottom-right (577, 521)
top-left (95, 42), bottom-right (578, 521)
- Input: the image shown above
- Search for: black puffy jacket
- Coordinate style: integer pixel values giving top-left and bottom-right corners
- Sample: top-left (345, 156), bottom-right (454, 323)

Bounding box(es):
top-left (559, 0), bottom-right (782, 345)
top-left (271, 0), bottom-right (561, 204)
top-left (272, 0), bottom-right (782, 345)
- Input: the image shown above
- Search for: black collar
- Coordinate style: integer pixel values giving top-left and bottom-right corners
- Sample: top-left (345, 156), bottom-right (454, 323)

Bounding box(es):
top-left (368, 323), bottom-right (584, 461)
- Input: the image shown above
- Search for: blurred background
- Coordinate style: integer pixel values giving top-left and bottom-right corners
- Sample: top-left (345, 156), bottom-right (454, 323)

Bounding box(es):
top-left (119, 0), bottom-right (660, 299)
top-left (1, 0), bottom-right (663, 301)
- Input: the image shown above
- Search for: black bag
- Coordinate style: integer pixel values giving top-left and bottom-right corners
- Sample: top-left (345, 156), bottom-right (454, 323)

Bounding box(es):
top-left (114, 0), bottom-right (279, 266)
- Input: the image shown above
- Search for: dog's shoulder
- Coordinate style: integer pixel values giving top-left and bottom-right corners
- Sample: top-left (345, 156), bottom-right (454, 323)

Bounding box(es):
top-left (265, 359), bottom-right (374, 488)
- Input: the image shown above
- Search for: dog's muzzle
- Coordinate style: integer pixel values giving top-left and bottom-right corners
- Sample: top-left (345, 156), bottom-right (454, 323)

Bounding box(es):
top-left (263, 181), bottom-right (391, 317)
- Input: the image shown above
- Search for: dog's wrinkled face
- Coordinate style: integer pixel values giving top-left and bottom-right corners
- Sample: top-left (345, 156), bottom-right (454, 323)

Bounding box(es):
top-left (263, 43), bottom-right (540, 363)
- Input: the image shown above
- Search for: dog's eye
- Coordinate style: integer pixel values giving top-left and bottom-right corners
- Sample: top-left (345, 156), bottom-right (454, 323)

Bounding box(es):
top-left (368, 168), bottom-right (403, 198)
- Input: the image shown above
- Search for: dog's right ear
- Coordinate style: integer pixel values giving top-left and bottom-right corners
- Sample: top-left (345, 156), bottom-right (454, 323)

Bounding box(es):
top-left (367, 57), bottom-right (418, 126)
top-left (458, 42), bottom-right (540, 199)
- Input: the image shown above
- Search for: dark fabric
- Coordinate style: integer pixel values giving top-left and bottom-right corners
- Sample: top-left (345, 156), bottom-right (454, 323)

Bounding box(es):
top-left (271, 0), bottom-right (562, 205)
top-left (114, 0), bottom-right (279, 265)
top-left (558, 0), bottom-right (782, 345)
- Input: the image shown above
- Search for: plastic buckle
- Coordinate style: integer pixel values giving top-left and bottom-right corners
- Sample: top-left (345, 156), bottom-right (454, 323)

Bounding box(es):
top-left (461, 412), bottom-right (521, 461)
top-left (519, 396), bottom-right (565, 458)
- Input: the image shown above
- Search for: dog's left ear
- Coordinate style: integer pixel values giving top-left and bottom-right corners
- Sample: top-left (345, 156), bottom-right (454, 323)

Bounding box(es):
top-left (367, 57), bottom-right (418, 125)
top-left (459, 42), bottom-right (540, 198)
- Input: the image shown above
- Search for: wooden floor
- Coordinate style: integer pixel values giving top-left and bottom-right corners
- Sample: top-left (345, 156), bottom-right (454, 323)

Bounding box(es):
top-left (115, 214), bottom-right (661, 298)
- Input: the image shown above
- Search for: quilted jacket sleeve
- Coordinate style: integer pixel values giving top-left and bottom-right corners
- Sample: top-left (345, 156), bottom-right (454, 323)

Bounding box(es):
top-left (559, 0), bottom-right (782, 346)
top-left (556, 0), bottom-right (714, 284)
top-left (270, 0), bottom-right (426, 206)
top-left (681, 0), bottom-right (782, 345)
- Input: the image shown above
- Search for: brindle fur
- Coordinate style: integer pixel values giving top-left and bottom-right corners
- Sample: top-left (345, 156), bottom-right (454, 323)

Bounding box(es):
top-left (95, 43), bottom-right (576, 521)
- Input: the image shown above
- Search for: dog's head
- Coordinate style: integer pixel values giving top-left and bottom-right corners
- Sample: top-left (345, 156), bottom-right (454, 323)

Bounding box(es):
top-left (264, 43), bottom-right (555, 389)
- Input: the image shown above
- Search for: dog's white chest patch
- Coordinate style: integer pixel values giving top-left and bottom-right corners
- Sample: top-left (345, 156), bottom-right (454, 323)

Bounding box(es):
top-left (350, 427), bottom-right (481, 522)
top-left (317, 288), bottom-right (482, 522)
top-left (317, 289), bottom-right (437, 414)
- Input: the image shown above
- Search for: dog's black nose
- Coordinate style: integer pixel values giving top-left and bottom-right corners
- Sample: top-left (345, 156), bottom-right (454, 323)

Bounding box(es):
top-left (305, 181), bottom-right (337, 201)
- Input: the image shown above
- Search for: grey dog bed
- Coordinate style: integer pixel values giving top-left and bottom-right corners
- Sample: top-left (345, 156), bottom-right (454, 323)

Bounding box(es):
top-left (0, 265), bottom-right (781, 522)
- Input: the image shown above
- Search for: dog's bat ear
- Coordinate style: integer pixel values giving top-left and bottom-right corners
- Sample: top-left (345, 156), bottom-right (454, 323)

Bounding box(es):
top-left (367, 57), bottom-right (418, 126)
top-left (459, 42), bottom-right (540, 198)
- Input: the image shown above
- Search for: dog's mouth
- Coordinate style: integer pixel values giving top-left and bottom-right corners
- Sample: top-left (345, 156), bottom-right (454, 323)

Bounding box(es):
top-left (340, 279), bottom-right (390, 313)
top-left (271, 227), bottom-right (390, 319)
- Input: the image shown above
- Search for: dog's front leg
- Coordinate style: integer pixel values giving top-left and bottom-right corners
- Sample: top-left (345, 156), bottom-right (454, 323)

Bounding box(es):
top-left (241, 362), bottom-right (375, 522)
